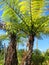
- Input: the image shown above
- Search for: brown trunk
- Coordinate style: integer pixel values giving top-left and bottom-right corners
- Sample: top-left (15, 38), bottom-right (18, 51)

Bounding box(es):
top-left (4, 33), bottom-right (18, 65)
top-left (26, 34), bottom-right (34, 65)
top-left (21, 34), bottom-right (34, 65)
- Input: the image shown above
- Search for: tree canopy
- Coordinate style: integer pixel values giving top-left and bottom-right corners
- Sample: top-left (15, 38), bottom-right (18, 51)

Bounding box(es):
top-left (0, 0), bottom-right (49, 37)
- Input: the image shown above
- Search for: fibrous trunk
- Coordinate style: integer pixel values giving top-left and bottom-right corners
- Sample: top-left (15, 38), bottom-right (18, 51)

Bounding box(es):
top-left (21, 34), bottom-right (34, 65)
top-left (4, 33), bottom-right (18, 65)
top-left (26, 34), bottom-right (34, 65)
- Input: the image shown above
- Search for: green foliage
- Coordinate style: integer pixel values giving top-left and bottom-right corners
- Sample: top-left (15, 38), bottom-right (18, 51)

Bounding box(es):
top-left (0, 50), bottom-right (4, 65)
top-left (0, 0), bottom-right (21, 35)
top-left (5, 22), bottom-right (20, 34)
top-left (17, 49), bottom-right (24, 64)
top-left (19, 0), bottom-right (49, 37)
top-left (17, 49), bottom-right (49, 65)
top-left (32, 49), bottom-right (45, 65)
top-left (0, 34), bottom-right (8, 40)
top-left (0, 48), bottom-right (49, 65)
top-left (0, 0), bottom-right (49, 38)
top-left (45, 49), bottom-right (49, 60)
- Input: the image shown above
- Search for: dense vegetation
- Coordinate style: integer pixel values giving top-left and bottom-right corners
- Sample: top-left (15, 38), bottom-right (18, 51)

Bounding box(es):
top-left (0, 48), bottom-right (49, 65)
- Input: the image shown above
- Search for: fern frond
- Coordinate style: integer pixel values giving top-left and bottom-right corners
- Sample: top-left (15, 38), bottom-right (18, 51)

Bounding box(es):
top-left (0, 34), bottom-right (9, 40)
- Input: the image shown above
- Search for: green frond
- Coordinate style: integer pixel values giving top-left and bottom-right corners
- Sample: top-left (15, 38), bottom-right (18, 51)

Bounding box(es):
top-left (43, 27), bottom-right (49, 34)
top-left (0, 34), bottom-right (9, 40)
top-left (0, 0), bottom-right (30, 30)
top-left (4, 22), bottom-right (20, 34)
top-left (19, 0), bottom-right (44, 20)
top-left (2, 7), bottom-right (18, 22)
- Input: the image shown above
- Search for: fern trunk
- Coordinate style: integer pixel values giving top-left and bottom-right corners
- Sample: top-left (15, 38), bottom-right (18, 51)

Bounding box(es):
top-left (26, 34), bottom-right (34, 65)
top-left (4, 33), bottom-right (18, 65)
top-left (21, 34), bottom-right (34, 65)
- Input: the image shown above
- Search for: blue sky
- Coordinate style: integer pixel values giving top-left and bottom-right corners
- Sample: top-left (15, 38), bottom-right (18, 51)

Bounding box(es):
top-left (0, 10), bottom-right (2, 16)
top-left (0, 30), bottom-right (9, 46)
top-left (0, 6), bottom-right (49, 52)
